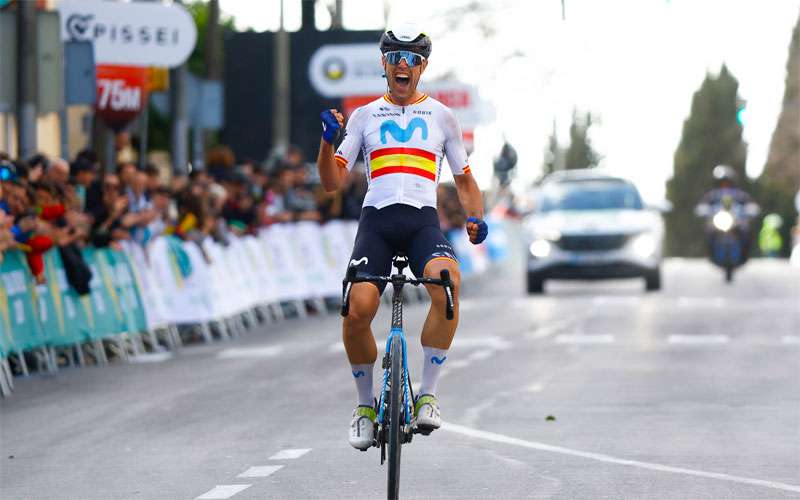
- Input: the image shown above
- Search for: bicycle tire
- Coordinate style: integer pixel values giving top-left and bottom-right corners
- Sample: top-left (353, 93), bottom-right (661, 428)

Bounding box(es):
top-left (387, 335), bottom-right (404, 500)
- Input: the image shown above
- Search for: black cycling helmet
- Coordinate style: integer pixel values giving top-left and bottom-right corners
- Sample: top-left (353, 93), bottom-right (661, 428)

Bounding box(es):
top-left (379, 25), bottom-right (432, 59)
top-left (712, 165), bottom-right (738, 184)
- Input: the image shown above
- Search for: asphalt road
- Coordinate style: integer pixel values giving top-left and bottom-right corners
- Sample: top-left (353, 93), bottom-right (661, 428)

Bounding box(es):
top-left (1, 252), bottom-right (799, 499)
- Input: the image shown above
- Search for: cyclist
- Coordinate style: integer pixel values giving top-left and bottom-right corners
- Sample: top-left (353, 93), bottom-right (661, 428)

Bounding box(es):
top-left (316, 26), bottom-right (488, 450)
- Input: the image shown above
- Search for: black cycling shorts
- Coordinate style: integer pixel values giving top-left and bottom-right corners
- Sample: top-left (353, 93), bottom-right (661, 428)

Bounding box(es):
top-left (348, 204), bottom-right (458, 294)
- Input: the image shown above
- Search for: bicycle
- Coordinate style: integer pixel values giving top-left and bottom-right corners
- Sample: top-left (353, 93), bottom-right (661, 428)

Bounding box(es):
top-left (341, 253), bottom-right (455, 500)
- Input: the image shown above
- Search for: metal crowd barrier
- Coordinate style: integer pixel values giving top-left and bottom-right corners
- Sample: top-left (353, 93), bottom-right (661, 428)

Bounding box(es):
top-left (0, 218), bottom-right (508, 397)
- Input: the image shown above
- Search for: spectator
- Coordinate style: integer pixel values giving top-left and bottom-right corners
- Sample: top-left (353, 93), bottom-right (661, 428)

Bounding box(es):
top-left (71, 159), bottom-right (97, 211)
top-left (285, 165), bottom-right (321, 222)
top-left (143, 163), bottom-right (162, 194)
top-left (90, 174), bottom-right (133, 249)
top-left (45, 158), bottom-right (70, 187)
top-left (206, 145), bottom-right (236, 182)
top-left (27, 154), bottom-right (48, 183)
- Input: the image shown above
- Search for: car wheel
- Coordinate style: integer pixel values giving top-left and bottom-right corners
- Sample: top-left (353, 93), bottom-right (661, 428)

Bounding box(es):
top-left (527, 272), bottom-right (545, 294)
top-left (645, 267), bottom-right (661, 292)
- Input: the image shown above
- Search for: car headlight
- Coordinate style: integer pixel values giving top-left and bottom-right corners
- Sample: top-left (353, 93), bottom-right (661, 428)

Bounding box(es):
top-left (529, 239), bottom-right (552, 258)
top-left (631, 233), bottom-right (657, 258)
top-left (712, 211), bottom-right (735, 232)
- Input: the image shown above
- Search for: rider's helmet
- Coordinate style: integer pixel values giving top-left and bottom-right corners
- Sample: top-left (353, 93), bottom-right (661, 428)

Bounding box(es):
top-left (379, 25), bottom-right (432, 58)
top-left (712, 165), bottom-right (737, 185)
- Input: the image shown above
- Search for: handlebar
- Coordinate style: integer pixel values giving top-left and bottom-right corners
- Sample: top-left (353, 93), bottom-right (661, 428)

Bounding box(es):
top-left (341, 267), bottom-right (455, 320)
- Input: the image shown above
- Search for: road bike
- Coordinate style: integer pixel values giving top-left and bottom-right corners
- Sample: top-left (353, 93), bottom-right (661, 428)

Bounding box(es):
top-left (341, 253), bottom-right (455, 500)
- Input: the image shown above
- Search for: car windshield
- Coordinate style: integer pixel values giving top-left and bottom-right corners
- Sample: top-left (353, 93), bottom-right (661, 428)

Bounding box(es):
top-left (539, 180), bottom-right (644, 212)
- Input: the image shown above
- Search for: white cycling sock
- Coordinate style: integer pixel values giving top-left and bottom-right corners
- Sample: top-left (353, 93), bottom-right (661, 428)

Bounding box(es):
top-left (351, 363), bottom-right (375, 407)
top-left (419, 346), bottom-right (448, 397)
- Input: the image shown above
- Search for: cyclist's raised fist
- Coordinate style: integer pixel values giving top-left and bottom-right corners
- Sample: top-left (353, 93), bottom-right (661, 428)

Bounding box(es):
top-left (321, 109), bottom-right (344, 144)
top-left (466, 216), bottom-right (488, 244)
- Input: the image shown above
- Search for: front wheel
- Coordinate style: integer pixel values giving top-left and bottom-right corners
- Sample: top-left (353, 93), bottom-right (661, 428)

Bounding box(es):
top-left (387, 335), bottom-right (404, 500)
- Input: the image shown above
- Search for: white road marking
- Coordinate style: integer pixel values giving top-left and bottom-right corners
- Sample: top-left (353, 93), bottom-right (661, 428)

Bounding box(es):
top-left (467, 350), bottom-right (494, 361)
top-left (217, 346), bottom-right (284, 359)
top-left (269, 448), bottom-right (311, 460)
top-left (554, 334), bottom-right (615, 345)
top-left (668, 334), bottom-right (730, 345)
top-left (195, 484), bottom-right (252, 499)
top-left (526, 317), bottom-right (586, 341)
top-left (129, 352), bottom-right (173, 363)
top-left (441, 422), bottom-right (800, 494)
top-left (781, 335), bottom-right (800, 345)
top-left (237, 465), bottom-right (283, 478)
top-left (525, 382), bottom-right (545, 392)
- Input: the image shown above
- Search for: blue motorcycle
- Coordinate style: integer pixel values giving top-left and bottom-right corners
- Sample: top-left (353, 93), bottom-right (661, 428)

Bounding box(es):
top-left (696, 196), bottom-right (759, 282)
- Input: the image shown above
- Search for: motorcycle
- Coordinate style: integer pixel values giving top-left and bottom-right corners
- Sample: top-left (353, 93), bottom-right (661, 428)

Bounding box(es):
top-left (695, 195), bottom-right (759, 282)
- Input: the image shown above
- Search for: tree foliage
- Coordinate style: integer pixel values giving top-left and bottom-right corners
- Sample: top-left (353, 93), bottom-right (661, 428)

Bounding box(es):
top-left (564, 110), bottom-right (601, 170)
top-left (757, 12), bottom-right (800, 256)
top-left (541, 111), bottom-right (600, 177)
top-left (665, 65), bottom-right (748, 256)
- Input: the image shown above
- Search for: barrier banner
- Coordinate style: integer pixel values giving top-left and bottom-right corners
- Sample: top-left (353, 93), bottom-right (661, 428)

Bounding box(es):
top-left (47, 251), bottom-right (91, 346)
top-left (106, 249), bottom-right (147, 334)
top-left (259, 225), bottom-right (310, 302)
top-left (33, 251), bottom-right (76, 347)
top-left (0, 251), bottom-right (44, 352)
top-left (81, 247), bottom-right (122, 339)
top-left (123, 241), bottom-right (170, 330)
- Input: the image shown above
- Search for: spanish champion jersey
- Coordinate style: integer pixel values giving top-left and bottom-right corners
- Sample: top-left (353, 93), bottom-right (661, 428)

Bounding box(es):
top-left (334, 93), bottom-right (472, 210)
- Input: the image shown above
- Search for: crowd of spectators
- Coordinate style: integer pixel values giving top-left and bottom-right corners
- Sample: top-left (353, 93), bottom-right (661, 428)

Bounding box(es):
top-left (0, 141), bottom-right (470, 292)
top-left (0, 144), bottom-right (372, 290)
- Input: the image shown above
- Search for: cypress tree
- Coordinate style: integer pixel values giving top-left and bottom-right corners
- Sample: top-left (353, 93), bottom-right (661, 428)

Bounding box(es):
top-left (757, 12), bottom-right (800, 256)
top-left (564, 110), bottom-right (601, 170)
top-left (665, 65), bottom-right (748, 256)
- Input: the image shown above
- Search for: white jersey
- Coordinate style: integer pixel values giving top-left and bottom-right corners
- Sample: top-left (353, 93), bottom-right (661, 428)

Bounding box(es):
top-left (334, 93), bottom-right (472, 210)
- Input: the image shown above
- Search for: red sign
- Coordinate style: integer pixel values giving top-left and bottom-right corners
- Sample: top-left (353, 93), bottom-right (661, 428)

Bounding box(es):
top-left (95, 65), bottom-right (149, 132)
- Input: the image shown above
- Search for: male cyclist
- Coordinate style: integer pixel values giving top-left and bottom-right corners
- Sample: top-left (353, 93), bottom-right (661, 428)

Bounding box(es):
top-left (316, 26), bottom-right (487, 450)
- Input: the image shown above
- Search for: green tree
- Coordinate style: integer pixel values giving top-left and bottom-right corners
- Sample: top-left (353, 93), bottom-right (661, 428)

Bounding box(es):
top-left (564, 110), bottom-right (601, 170)
top-left (757, 12), bottom-right (799, 257)
top-left (665, 65), bottom-right (748, 256)
top-left (542, 120), bottom-right (562, 176)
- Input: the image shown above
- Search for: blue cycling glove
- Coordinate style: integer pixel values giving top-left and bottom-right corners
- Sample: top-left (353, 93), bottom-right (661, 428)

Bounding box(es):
top-left (320, 110), bottom-right (341, 144)
top-left (467, 216), bottom-right (489, 244)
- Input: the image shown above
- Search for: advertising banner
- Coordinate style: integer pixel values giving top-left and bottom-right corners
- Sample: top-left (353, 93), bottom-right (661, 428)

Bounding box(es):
top-left (0, 251), bottom-right (44, 352)
top-left (95, 65), bottom-right (148, 132)
top-left (58, 0), bottom-right (196, 68)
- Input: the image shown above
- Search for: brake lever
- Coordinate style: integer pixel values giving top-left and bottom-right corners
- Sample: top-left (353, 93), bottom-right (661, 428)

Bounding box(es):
top-left (440, 270), bottom-right (455, 320)
top-left (341, 265), bottom-right (358, 317)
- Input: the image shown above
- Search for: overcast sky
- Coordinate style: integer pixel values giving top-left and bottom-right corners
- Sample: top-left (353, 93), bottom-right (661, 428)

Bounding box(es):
top-left (220, 0), bottom-right (800, 201)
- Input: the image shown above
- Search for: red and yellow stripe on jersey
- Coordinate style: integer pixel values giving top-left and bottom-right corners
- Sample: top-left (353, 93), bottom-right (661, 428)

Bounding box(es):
top-left (369, 147), bottom-right (437, 181)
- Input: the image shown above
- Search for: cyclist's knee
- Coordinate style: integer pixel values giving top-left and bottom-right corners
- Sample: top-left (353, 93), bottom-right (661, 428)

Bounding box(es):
top-left (424, 259), bottom-right (460, 303)
top-left (343, 283), bottom-right (381, 329)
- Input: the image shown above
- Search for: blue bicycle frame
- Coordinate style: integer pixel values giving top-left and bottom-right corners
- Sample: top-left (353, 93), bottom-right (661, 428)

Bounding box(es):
top-left (377, 328), bottom-right (413, 427)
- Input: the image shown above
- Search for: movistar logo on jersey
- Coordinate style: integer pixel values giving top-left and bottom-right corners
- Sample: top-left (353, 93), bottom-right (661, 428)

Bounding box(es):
top-left (352, 370), bottom-right (366, 378)
top-left (380, 118), bottom-right (428, 144)
top-left (430, 355), bottom-right (447, 365)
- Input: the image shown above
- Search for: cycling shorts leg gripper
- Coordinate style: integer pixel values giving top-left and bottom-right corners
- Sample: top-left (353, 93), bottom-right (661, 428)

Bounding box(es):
top-left (407, 209), bottom-right (458, 278)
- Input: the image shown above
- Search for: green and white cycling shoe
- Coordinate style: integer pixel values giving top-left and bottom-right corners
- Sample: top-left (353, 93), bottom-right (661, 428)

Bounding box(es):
top-left (348, 405), bottom-right (377, 451)
top-left (414, 394), bottom-right (441, 434)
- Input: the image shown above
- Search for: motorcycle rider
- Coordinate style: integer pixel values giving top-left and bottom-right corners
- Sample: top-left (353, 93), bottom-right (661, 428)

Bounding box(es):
top-left (697, 165), bottom-right (757, 260)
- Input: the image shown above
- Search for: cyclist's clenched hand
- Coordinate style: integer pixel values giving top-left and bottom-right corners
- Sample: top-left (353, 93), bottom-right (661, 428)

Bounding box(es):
top-left (321, 109), bottom-right (345, 144)
top-left (466, 216), bottom-right (488, 244)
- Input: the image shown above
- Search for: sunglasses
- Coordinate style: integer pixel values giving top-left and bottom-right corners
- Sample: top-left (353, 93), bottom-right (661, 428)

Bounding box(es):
top-left (384, 50), bottom-right (426, 67)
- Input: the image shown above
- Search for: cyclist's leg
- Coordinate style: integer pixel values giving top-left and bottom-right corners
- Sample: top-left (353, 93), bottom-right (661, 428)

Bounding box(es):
top-left (345, 208), bottom-right (394, 403)
top-left (408, 213), bottom-right (461, 400)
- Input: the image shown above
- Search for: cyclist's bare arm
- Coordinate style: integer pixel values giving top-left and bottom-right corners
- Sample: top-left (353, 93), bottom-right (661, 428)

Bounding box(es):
top-left (317, 108), bottom-right (346, 192)
top-left (454, 172), bottom-right (483, 220)
top-left (454, 173), bottom-right (485, 242)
